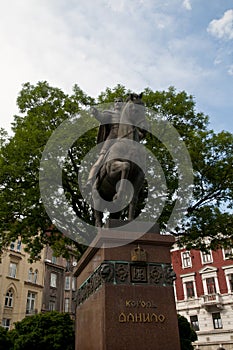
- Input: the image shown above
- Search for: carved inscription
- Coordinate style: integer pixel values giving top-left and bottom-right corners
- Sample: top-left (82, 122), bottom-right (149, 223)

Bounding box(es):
top-left (125, 300), bottom-right (156, 308)
top-left (118, 299), bottom-right (165, 324)
top-left (119, 312), bottom-right (165, 323)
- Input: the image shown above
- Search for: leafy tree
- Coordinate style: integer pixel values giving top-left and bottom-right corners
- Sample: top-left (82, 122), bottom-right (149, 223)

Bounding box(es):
top-left (137, 87), bottom-right (233, 251)
top-left (0, 82), bottom-right (232, 259)
top-left (0, 81), bottom-right (94, 260)
top-left (178, 314), bottom-right (197, 350)
top-left (8, 311), bottom-right (74, 350)
top-left (0, 326), bottom-right (13, 350)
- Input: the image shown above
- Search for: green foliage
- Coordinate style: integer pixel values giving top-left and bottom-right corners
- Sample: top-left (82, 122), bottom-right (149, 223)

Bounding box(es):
top-left (178, 314), bottom-right (197, 350)
top-left (8, 311), bottom-right (74, 350)
top-left (0, 326), bottom-right (13, 350)
top-left (0, 81), bottom-right (233, 258)
top-left (96, 83), bottom-right (131, 103)
top-left (140, 86), bottom-right (233, 250)
top-left (0, 81), bottom-right (90, 260)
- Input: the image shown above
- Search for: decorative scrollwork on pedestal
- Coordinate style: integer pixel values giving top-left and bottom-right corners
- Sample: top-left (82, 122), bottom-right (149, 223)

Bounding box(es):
top-left (75, 261), bottom-right (175, 306)
top-left (100, 263), bottom-right (114, 282)
top-left (130, 264), bottom-right (148, 283)
top-left (164, 265), bottom-right (176, 285)
top-left (115, 263), bottom-right (129, 283)
top-left (149, 266), bottom-right (163, 284)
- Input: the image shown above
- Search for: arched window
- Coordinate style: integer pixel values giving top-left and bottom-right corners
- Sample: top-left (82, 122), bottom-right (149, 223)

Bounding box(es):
top-left (34, 270), bottom-right (38, 284)
top-left (5, 288), bottom-right (14, 307)
top-left (28, 268), bottom-right (33, 282)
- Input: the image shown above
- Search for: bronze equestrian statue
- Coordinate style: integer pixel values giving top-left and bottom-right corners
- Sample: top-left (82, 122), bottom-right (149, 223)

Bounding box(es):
top-left (90, 93), bottom-right (147, 227)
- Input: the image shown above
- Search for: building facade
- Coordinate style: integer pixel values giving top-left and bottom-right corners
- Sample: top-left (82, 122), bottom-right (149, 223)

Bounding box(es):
top-left (0, 239), bottom-right (76, 330)
top-left (41, 245), bottom-right (77, 318)
top-left (172, 245), bottom-right (233, 350)
top-left (0, 238), bottom-right (44, 330)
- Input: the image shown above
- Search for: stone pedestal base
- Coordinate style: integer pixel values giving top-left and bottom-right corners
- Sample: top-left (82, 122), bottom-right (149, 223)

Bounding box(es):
top-left (74, 222), bottom-right (181, 350)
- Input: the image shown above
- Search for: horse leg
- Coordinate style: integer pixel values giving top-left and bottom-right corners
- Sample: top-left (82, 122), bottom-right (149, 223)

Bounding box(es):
top-left (109, 161), bottom-right (130, 201)
top-left (94, 210), bottom-right (103, 227)
top-left (92, 178), bottom-right (104, 227)
top-left (128, 171), bottom-right (144, 220)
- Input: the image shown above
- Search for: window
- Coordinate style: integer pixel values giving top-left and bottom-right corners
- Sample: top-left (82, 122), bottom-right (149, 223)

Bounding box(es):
top-left (190, 315), bottom-right (199, 331)
top-left (228, 274), bottom-right (233, 292)
top-left (52, 256), bottom-right (57, 264)
top-left (5, 288), bottom-right (14, 307)
top-left (26, 292), bottom-right (36, 314)
top-left (206, 277), bottom-right (216, 295)
top-left (2, 318), bottom-right (10, 330)
top-left (17, 240), bottom-right (21, 252)
top-left (49, 300), bottom-right (56, 311)
top-left (64, 298), bottom-right (69, 312)
top-left (65, 276), bottom-right (70, 290)
top-left (223, 248), bottom-right (233, 259)
top-left (181, 252), bottom-right (192, 268)
top-left (34, 270), bottom-right (38, 284)
top-left (66, 260), bottom-right (71, 272)
top-left (50, 273), bottom-right (57, 288)
top-left (212, 312), bottom-right (222, 329)
top-left (185, 281), bottom-right (195, 298)
top-left (222, 266), bottom-right (233, 293)
top-left (9, 240), bottom-right (21, 252)
top-left (28, 269), bottom-right (38, 284)
top-left (201, 251), bottom-right (212, 264)
top-left (28, 268), bottom-right (33, 282)
top-left (9, 262), bottom-right (17, 278)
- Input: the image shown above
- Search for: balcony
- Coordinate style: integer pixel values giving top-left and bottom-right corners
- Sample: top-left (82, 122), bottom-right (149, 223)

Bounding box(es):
top-left (201, 293), bottom-right (223, 310)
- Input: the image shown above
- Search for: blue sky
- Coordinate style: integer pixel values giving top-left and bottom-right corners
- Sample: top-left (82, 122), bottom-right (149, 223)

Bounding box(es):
top-left (1, 0), bottom-right (233, 133)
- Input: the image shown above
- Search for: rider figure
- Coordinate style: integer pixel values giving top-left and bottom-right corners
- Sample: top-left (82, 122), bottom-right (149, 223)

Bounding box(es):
top-left (86, 97), bottom-right (123, 187)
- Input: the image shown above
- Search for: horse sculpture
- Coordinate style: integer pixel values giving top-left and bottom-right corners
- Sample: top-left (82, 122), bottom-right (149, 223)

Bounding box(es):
top-left (91, 93), bottom-right (147, 227)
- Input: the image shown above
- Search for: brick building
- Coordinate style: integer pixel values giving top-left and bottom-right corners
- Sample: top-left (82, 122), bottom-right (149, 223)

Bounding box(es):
top-left (172, 245), bottom-right (233, 350)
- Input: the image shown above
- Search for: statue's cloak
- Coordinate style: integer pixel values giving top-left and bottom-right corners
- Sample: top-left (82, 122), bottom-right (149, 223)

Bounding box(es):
top-left (97, 124), bottom-right (111, 144)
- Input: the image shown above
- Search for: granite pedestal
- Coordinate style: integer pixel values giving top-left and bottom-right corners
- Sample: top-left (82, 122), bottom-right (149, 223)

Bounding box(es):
top-left (74, 222), bottom-right (181, 350)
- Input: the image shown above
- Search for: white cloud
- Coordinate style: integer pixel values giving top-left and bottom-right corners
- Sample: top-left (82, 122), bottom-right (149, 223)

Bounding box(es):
top-left (227, 65), bottom-right (233, 76)
top-left (0, 0), bottom-right (232, 134)
top-left (106, 0), bottom-right (126, 12)
top-left (0, 0), bottom-right (178, 103)
top-left (214, 57), bottom-right (222, 65)
top-left (207, 9), bottom-right (233, 40)
top-left (182, 0), bottom-right (192, 11)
